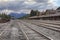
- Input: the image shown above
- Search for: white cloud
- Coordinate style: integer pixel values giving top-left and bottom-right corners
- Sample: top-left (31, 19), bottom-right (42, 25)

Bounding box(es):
top-left (24, 0), bottom-right (36, 5)
top-left (0, 0), bottom-right (59, 14)
top-left (0, 9), bottom-right (14, 14)
top-left (0, 0), bottom-right (16, 2)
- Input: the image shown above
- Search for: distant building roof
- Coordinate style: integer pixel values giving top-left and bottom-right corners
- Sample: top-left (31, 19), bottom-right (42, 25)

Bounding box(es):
top-left (29, 13), bottom-right (60, 18)
top-left (57, 7), bottom-right (60, 10)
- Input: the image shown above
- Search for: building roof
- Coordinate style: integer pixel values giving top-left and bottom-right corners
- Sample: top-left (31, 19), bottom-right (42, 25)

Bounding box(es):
top-left (29, 13), bottom-right (60, 18)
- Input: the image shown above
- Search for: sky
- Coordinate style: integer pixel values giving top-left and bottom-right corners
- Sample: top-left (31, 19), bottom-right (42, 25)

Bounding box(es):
top-left (0, 0), bottom-right (60, 14)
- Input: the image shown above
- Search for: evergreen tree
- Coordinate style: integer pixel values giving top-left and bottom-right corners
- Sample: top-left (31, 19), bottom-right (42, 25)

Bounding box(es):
top-left (30, 10), bottom-right (40, 16)
top-left (0, 13), bottom-right (11, 19)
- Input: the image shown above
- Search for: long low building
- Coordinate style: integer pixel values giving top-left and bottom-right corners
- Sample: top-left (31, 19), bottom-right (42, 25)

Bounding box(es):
top-left (29, 12), bottom-right (60, 20)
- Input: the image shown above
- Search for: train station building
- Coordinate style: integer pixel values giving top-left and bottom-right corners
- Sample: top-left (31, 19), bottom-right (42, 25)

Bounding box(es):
top-left (29, 9), bottom-right (60, 20)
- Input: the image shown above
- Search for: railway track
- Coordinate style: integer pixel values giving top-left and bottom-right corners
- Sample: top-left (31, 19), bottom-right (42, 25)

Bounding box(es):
top-left (0, 21), bottom-right (12, 35)
top-left (40, 20), bottom-right (60, 25)
top-left (0, 21), bottom-right (13, 40)
top-left (0, 20), bottom-right (60, 40)
top-left (0, 20), bottom-right (28, 40)
top-left (24, 20), bottom-right (60, 32)
top-left (18, 21), bottom-right (52, 40)
top-left (39, 21), bottom-right (60, 26)
top-left (20, 20), bottom-right (60, 40)
top-left (29, 20), bottom-right (60, 26)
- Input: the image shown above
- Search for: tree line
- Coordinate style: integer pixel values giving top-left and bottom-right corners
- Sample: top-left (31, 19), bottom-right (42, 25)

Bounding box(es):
top-left (0, 13), bottom-right (11, 20)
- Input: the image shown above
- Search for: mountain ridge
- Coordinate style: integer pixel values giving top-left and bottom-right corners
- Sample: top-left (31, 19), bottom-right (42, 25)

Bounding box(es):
top-left (9, 12), bottom-right (27, 18)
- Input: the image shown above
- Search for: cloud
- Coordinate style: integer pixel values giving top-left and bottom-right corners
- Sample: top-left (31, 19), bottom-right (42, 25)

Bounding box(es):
top-left (0, 0), bottom-right (59, 14)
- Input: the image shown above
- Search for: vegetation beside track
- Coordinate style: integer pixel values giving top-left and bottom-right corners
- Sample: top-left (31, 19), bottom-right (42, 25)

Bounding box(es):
top-left (0, 13), bottom-right (11, 23)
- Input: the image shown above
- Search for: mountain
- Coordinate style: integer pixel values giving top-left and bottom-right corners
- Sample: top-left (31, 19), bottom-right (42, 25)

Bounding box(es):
top-left (9, 12), bottom-right (27, 18)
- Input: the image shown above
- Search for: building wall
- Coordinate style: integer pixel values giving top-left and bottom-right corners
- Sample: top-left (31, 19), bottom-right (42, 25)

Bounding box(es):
top-left (29, 9), bottom-right (60, 20)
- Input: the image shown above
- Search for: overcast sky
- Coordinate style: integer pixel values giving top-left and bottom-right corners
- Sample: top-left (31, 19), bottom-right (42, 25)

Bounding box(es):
top-left (0, 0), bottom-right (60, 14)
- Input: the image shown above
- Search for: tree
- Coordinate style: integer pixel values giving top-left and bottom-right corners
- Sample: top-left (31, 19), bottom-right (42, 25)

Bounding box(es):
top-left (0, 13), bottom-right (11, 20)
top-left (30, 10), bottom-right (34, 16)
top-left (35, 10), bottom-right (40, 16)
top-left (30, 10), bottom-right (40, 16)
